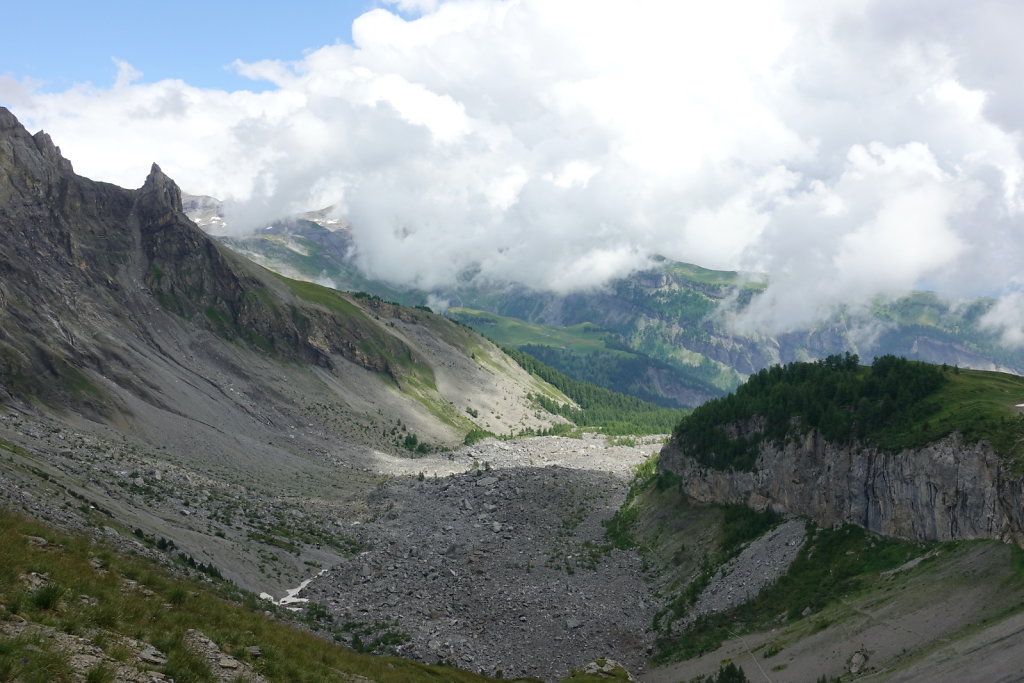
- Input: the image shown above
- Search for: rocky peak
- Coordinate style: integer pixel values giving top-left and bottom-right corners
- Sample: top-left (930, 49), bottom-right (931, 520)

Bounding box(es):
top-left (31, 130), bottom-right (74, 174)
top-left (136, 163), bottom-right (183, 224)
top-left (0, 107), bottom-right (74, 174)
top-left (0, 107), bottom-right (74, 205)
top-left (0, 106), bottom-right (22, 133)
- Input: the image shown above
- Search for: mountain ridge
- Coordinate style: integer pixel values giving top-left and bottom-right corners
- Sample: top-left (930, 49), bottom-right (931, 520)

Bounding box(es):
top-left (7, 106), bottom-right (1024, 682)
top-left (190, 193), bottom-right (1024, 408)
top-left (0, 105), bottom-right (580, 600)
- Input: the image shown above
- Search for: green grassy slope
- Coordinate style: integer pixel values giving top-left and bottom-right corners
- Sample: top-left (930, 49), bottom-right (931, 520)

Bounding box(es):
top-left (447, 309), bottom-right (623, 354)
top-left (448, 307), bottom-right (729, 408)
top-left (501, 346), bottom-right (683, 435)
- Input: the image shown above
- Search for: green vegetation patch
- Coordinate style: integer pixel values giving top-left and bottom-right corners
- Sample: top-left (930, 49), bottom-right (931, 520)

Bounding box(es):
top-left (673, 354), bottom-right (1024, 472)
top-left (654, 523), bottom-right (929, 663)
top-left (919, 366), bottom-right (1024, 471)
top-left (505, 347), bottom-right (683, 435)
top-left (0, 508), bottom-right (538, 683)
top-left (275, 274), bottom-right (362, 318)
top-left (448, 308), bottom-right (622, 354)
top-left (449, 308), bottom-right (731, 408)
top-left (660, 258), bottom-right (764, 290)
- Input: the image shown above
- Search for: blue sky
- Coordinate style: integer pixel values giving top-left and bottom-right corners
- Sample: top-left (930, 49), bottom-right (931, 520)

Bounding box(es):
top-left (2, 1), bottom-right (374, 91)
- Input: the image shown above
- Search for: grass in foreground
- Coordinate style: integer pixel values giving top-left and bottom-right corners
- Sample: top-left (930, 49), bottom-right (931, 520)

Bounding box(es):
top-left (0, 507), bottom-right (540, 682)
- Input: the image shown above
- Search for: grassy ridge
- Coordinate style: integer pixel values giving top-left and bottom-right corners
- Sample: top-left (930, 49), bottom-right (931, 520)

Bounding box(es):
top-left (674, 354), bottom-right (1024, 471)
top-left (913, 366), bottom-right (1024, 468)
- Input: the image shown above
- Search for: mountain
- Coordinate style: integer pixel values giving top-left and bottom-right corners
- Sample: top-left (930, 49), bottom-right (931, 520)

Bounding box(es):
top-left (633, 355), bottom-right (1024, 678)
top-left (0, 105), bottom-right (575, 594)
top-left (0, 108), bottom-right (574, 443)
top-left (6, 108), bottom-right (1024, 681)
top-left (193, 199), bottom-right (1024, 409)
top-left (0, 107), bottom-right (677, 680)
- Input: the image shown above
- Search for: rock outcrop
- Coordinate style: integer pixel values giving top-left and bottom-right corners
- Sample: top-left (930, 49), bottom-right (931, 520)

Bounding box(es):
top-left (0, 106), bottom-right (450, 406)
top-left (659, 429), bottom-right (1024, 545)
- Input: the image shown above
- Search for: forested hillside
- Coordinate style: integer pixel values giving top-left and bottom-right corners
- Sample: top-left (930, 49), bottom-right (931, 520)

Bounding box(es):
top-left (502, 346), bottom-right (683, 435)
top-left (674, 355), bottom-right (1024, 471)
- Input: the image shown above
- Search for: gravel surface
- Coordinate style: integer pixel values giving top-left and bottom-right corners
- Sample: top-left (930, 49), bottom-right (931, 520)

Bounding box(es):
top-left (675, 519), bottom-right (806, 631)
top-left (0, 411), bottom-right (663, 682)
top-left (298, 435), bottom-right (662, 681)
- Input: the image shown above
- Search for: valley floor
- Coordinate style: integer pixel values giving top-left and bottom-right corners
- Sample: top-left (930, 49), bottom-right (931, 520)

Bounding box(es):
top-left (0, 404), bottom-right (662, 680)
top-left (8, 400), bottom-right (1024, 682)
top-left (301, 435), bottom-right (660, 680)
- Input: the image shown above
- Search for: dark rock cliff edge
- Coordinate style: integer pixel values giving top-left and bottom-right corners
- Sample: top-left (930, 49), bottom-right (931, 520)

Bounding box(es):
top-left (660, 429), bottom-right (1024, 545)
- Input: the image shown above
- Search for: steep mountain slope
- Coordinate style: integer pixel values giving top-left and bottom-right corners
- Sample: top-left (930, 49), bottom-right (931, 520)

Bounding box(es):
top-left (0, 106), bottom-right (570, 597)
top-left (198, 200), bottom-right (1024, 408)
top-left (0, 107), bottom-right (569, 442)
top-left (1, 108), bottom-right (684, 680)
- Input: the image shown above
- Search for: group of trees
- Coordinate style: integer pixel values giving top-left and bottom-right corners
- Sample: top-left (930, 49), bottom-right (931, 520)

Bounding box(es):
top-left (519, 344), bottom-right (715, 409)
top-left (675, 354), bottom-right (948, 471)
top-left (503, 346), bottom-right (683, 435)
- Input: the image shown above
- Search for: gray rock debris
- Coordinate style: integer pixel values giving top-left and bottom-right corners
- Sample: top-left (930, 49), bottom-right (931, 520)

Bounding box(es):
top-left (304, 435), bottom-right (659, 681)
top-left (674, 519), bottom-right (806, 631)
top-left (183, 629), bottom-right (268, 682)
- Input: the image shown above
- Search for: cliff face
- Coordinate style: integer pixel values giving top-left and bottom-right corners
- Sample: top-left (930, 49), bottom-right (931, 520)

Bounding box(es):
top-left (0, 106), bottom-right (427, 405)
top-left (659, 430), bottom-right (1024, 545)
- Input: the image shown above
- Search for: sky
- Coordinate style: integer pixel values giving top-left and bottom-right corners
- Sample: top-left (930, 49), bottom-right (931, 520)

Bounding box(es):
top-left (3, 0), bottom-right (1024, 341)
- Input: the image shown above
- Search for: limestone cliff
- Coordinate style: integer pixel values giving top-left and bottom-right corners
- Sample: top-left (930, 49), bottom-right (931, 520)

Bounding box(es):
top-left (659, 429), bottom-right (1024, 545)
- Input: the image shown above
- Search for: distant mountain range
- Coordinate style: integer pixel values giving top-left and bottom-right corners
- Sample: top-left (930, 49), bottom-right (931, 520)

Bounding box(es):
top-left (192, 194), bottom-right (1024, 408)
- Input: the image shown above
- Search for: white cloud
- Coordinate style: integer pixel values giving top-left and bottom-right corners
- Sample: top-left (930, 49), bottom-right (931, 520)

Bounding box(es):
top-left (382, 0), bottom-right (440, 15)
top-left (5, 0), bottom-right (1024, 333)
top-left (980, 289), bottom-right (1024, 348)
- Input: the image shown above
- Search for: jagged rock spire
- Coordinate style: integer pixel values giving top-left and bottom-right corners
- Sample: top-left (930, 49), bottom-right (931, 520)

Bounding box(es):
top-left (0, 106), bottom-right (21, 132)
top-left (136, 162), bottom-right (184, 224)
top-left (0, 106), bottom-right (75, 203)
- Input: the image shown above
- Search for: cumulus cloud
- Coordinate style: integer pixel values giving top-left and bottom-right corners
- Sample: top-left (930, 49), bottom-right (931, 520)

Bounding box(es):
top-left (980, 288), bottom-right (1024, 348)
top-left (5, 0), bottom-right (1024, 331)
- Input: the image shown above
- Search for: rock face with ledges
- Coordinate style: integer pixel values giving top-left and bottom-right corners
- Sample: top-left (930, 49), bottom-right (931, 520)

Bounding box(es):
top-left (660, 429), bottom-right (1024, 545)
